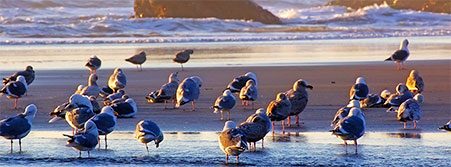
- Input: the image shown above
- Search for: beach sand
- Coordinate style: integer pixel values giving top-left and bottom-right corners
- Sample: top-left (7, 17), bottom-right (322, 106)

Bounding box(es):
top-left (0, 60), bottom-right (449, 133)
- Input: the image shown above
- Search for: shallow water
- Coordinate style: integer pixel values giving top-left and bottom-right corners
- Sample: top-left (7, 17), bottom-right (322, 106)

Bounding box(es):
top-left (0, 131), bottom-right (449, 166)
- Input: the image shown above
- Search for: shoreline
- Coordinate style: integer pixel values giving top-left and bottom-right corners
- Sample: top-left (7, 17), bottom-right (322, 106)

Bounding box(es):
top-left (1, 60), bottom-right (449, 133)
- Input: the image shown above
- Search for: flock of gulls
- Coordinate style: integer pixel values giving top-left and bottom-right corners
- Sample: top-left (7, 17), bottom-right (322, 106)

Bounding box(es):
top-left (0, 39), bottom-right (449, 164)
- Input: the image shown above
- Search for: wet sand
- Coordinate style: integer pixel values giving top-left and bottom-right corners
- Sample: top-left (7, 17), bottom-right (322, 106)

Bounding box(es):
top-left (0, 60), bottom-right (449, 133)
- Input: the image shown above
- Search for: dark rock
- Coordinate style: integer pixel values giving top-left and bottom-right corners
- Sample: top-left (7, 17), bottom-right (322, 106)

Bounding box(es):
top-left (134, 0), bottom-right (282, 24)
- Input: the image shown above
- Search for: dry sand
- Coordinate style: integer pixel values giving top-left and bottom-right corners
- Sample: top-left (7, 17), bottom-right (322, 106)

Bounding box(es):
top-left (0, 60), bottom-right (449, 132)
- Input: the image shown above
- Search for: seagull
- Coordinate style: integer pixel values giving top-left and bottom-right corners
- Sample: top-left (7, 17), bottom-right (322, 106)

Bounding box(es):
top-left (239, 79), bottom-right (258, 109)
top-left (91, 106), bottom-right (117, 149)
top-left (385, 39), bottom-right (409, 70)
top-left (384, 83), bottom-right (414, 107)
top-left (176, 77), bottom-right (200, 111)
top-left (266, 93), bottom-right (291, 134)
top-left (146, 72), bottom-right (179, 108)
top-left (3, 65), bottom-right (35, 86)
top-left (331, 100), bottom-right (360, 127)
top-left (49, 102), bottom-right (70, 123)
top-left (392, 94), bottom-right (424, 129)
top-left (108, 68), bottom-right (127, 93)
top-left (173, 49), bottom-right (193, 71)
top-left (134, 120), bottom-right (164, 155)
top-left (64, 120), bottom-right (99, 158)
top-left (438, 120), bottom-right (451, 132)
top-left (349, 77), bottom-right (369, 101)
top-left (85, 55), bottom-right (101, 74)
top-left (64, 94), bottom-right (95, 132)
top-left (226, 72), bottom-right (257, 94)
top-left (245, 108), bottom-right (271, 149)
top-left (126, 51), bottom-right (147, 71)
top-left (88, 96), bottom-right (101, 114)
top-left (406, 70), bottom-right (424, 94)
top-left (81, 74), bottom-right (100, 98)
top-left (360, 90), bottom-right (391, 108)
top-left (110, 96), bottom-right (138, 118)
top-left (213, 89), bottom-right (236, 120)
top-left (285, 79), bottom-right (313, 126)
top-left (0, 104), bottom-right (37, 153)
top-left (219, 121), bottom-right (248, 164)
top-left (331, 108), bottom-right (366, 153)
top-left (104, 89), bottom-right (126, 105)
top-left (0, 75), bottom-right (28, 109)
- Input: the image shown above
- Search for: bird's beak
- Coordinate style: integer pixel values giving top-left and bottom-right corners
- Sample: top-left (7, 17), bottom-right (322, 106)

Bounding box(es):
top-left (306, 85), bottom-right (313, 90)
top-left (114, 112), bottom-right (119, 116)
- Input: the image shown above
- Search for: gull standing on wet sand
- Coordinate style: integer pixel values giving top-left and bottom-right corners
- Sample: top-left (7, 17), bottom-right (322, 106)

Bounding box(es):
top-left (85, 55), bottom-right (101, 74)
top-left (389, 94), bottom-right (424, 129)
top-left (266, 93), bottom-right (291, 134)
top-left (64, 94), bottom-right (96, 132)
top-left (285, 79), bottom-right (313, 126)
top-left (176, 77), bottom-right (200, 111)
top-left (385, 39), bottom-right (409, 70)
top-left (91, 106), bottom-right (117, 149)
top-left (0, 75), bottom-right (28, 109)
top-left (0, 104), bottom-right (37, 153)
top-left (349, 77), bottom-right (369, 101)
top-left (134, 120), bottom-right (164, 155)
top-left (239, 79), bottom-right (258, 109)
top-left (173, 49), bottom-right (193, 71)
top-left (64, 120), bottom-right (98, 158)
top-left (384, 83), bottom-right (414, 107)
top-left (245, 108), bottom-right (271, 149)
top-left (110, 95), bottom-right (138, 118)
top-left (213, 89), bottom-right (236, 120)
top-left (331, 100), bottom-right (360, 127)
top-left (126, 51), bottom-right (147, 71)
top-left (239, 108), bottom-right (270, 151)
top-left (146, 72), bottom-right (179, 108)
top-left (107, 68), bottom-right (127, 93)
top-left (331, 108), bottom-right (365, 153)
top-left (3, 65), bottom-right (35, 86)
top-left (81, 73), bottom-right (100, 98)
top-left (219, 121), bottom-right (248, 164)
top-left (406, 69), bottom-right (424, 94)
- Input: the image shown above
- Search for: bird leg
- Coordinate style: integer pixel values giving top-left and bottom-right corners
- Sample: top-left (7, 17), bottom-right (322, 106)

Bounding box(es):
top-left (287, 116), bottom-right (291, 127)
top-left (272, 121), bottom-right (275, 135)
top-left (164, 100), bottom-right (167, 109)
top-left (181, 64), bottom-right (184, 71)
top-left (354, 140), bottom-right (358, 153)
top-left (98, 137), bottom-right (101, 150)
top-left (236, 156), bottom-right (239, 164)
top-left (105, 135), bottom-right (108, 150)
top-left (261, 138), bottom-right (264, 149)
top-left (79, 151), bottom-right (82, 158)
top-left (253, 142), bottom-right (256, 151)
top-left (344, 141), bottom-right (348, 153)
top-left (140, 64), bottom-right (143, 71)
top-left (14, 98), bottom-right (18, 109)
top-left (220, 111), bottom-right (224, 120)
top-left (191, 101), bottom-right (195, 111)
top-left (414, 121), bottom-right (417, 129)
top-left (282, 120), bottom-right (285, 134)
top-left (404, 122), bottom-right (406, 129)
top-left (296, 115), bottom-right (300, 126)
top-left (10, 140), bottom-right (13, 153)
top-left (88, 151), bottom-right (90, 158)
top-left (145, 143), bottom-right (149, 155)
top-left (401, 62), bottom-right (404, 70)
top-left (227, 110), bottom-right (230, 120)
top-left (225, 155), bottom-right (228, 164)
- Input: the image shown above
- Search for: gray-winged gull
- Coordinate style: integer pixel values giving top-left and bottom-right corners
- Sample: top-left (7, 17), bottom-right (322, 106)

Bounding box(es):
top-left (91, 106), bottom-right (117, 149)
top-left (213, 89), bottom-right (236, 120)
top-left (331, 108), bottom-right (365, 153)
top-left (108, 68), bottom-right (127, 93)
top-left (349, 77), bottom-right (369, 101)
top-left (0, 75), bottom-right (28, 109)
top-left (104, 89), bottom-right (126, 105)
top-left (219, 121), bottom-right (248, 164)
top-left (173, 49), bottom-right (193, 71)
top-left (266, 93), bottom-right (291, 134)
top-left (134, 120), bottom-right (164, 155)
top-left (85, 55), bottom-right (101, 74)
top-left (439, 120), bottom-right (451, 132)
top-left (64, 120), bottom-right (99, 158)
top-left (110, 96), bottom-right (138, 118)
top-left (3, 66), bottom-right (35, 86)
top-left (384, 83), bottom-right (414, 107)
top-left (388, 94), bottom-right (424, 129)
top-left (285, 79), bottom-right (313, 126)
top-left (226, 72), bottom-right (257, 93)
top-left (126, 51), bottom-right (147, 71)
top-left (406, 70), bottom-right (424, 94)
top-left (64, 94), bottom-right (95, 133)
top-left (0, 104), bottom-right (37, 153)
top-left (146, 72), bottom-right (179, 108)
top-left (360, 89), bottom-right (391, 108)
top-left (331, 100), bottom-right (360, 127)
top-left (239, 79), bottom-right (258, 109)
top-left (385, 39), bottom-right (409, 70)
top-left (81, 73), bottom-right (100, 98)
top-left (245, 108), bottom-right (271, 149)
top-left (176, 77), bottom-right (200, 111)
